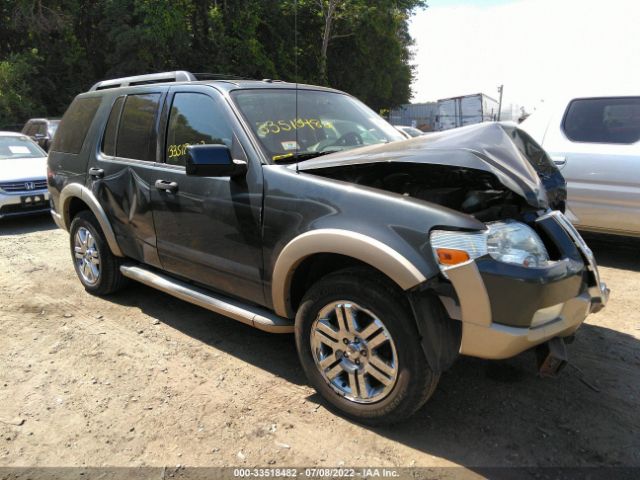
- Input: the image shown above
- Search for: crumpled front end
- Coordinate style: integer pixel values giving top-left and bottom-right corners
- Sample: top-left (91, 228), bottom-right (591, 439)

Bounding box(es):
top-left (436, 210), bottom-right (608, 360)
top-left (298, 122), bottom-right (606, 362)
top-left (298, 123), bottom-right (567, 225)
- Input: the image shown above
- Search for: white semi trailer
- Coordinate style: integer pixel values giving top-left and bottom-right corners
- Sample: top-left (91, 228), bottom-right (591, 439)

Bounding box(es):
top-left (436, 93), bottom-right (499, 131)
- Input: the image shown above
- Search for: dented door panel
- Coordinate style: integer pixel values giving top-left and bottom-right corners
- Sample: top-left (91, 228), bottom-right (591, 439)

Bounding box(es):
top-left (90, 159), bottom-right (161, 266)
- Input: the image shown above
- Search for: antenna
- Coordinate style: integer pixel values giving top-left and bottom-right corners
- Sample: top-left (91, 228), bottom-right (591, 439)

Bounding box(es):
top-left (295, 0), bottom-right (299, 174)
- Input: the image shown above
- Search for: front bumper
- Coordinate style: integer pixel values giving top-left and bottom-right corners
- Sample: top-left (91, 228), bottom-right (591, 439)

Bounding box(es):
top-left (441, 211), bottom-right (608, 360)
top-left (0, 189), bottom-right (50, 219)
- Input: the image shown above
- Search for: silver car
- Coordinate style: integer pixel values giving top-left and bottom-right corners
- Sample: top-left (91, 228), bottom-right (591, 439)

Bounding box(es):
top-left (0, 132), bottom-right (50, 219)
top-left (521, 94), bottom-right (640, 237)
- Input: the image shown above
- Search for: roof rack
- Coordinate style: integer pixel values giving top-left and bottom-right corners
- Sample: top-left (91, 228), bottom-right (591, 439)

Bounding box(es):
top-left (89, 71), bottom-right (197, 91)
top-left (89, 71), bottom-right (254, 91)
top-left (192, 72), bottom-right (248, 81)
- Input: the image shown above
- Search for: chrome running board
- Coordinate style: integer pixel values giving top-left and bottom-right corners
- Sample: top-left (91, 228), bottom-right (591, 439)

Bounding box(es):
top-left (119, 264), bottom-right (294, 334)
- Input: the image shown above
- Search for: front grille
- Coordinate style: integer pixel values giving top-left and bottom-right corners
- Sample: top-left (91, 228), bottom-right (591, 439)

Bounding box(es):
top-left (0, 179), bottom-right (47, 193)
top-left (0, 200), bottom-right (49, 216)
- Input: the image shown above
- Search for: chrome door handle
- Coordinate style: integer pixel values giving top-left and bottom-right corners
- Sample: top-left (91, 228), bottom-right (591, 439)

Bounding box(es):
top-left (550, 155), bottom-right (566, 166)
top-left (155, 179), bottom-right (178, 192)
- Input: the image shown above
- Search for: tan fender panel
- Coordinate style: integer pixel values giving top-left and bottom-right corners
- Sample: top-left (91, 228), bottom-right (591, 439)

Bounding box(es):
top-left (271, 228), bottom-right (427, 318)
top-left (59, 183), bottom-right (124, 257)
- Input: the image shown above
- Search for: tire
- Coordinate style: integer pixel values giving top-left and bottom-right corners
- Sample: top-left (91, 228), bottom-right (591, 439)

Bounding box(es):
top-left (295, 267), bottom-right (439, 425)
top-left (69, 210), bottom-right (127, 295)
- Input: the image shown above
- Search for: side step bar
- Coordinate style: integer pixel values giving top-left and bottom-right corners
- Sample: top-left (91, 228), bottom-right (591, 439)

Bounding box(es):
top-left (119, 265), bottom-right (294, 334)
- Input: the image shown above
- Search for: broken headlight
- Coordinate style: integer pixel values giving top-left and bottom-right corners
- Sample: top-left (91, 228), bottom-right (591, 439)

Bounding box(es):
top-left (430, 220), bottom-right (550, 272)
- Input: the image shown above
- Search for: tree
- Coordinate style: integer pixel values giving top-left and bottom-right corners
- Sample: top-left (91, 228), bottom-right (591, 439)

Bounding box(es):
top-left (0, 52), bottom-right (38, 127)
top-left (0, 0), bottom-right (427, 127)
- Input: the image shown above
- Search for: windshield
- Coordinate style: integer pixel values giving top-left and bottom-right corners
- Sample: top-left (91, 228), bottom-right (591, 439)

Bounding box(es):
top-left (231, 89), bottom-right (404, 162)
top-left (0, 135), bottom-right (45, 160)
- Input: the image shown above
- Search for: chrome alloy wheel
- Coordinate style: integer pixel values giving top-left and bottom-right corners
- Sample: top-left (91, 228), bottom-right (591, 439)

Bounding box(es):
top-left (74, 227), bottom-right (101, 285)
top-left (310, 301), bottom-right (399, 404)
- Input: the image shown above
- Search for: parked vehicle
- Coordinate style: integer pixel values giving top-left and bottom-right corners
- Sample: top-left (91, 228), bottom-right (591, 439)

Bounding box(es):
top-left (394, 125), bottom-right (424, 138)
top-left (389, 102), bottom-right (438, 132)
top-left (22, 118), bottom-right (60, 151)
top-left (48, 71), bottom-right (608, 424)
top-left (520, 94), bottom-right (640, 237)
top-left (0, 132), bottom-right (50, 219)
top-left (437, 93), bottom-right (498, 131)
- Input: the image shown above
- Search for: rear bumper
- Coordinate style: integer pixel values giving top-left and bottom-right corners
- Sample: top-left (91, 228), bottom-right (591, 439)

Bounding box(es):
top-left (0, 189), bottom-right (50, 219)
top-left (440, 210), bottom-right (608, 360)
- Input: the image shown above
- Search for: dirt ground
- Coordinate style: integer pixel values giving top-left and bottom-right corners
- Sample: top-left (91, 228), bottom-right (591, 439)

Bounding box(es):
top-left (0, 214), bottom-right (638, 473)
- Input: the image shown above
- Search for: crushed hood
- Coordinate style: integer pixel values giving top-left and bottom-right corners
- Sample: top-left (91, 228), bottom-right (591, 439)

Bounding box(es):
top-left (296, 122), bottom-right (566, 210)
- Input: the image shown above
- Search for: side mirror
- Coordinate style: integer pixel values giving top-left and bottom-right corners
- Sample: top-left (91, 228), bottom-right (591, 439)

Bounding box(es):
top-left (186, 144), bottom-right (247, 178)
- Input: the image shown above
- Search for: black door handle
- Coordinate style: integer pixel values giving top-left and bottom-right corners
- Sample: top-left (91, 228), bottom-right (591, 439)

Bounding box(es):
top-left (88, 167), bottom-right (104, 178)
top-left (155, 179), bottom-right (178, 192)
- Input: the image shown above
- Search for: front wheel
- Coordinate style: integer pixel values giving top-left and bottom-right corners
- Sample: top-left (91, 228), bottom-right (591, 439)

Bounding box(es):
top-left (295, 268), bottom-right (439, 425)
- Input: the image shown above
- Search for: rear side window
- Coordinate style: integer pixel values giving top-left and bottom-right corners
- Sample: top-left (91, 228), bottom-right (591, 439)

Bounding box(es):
top-left (116, 94), bottom-right (161, 161)
top-left (102, 96), bottom-right (124, 156)
top-left (563, 97), bottom-right (640, 144)
top-left (165, 93), bottom-right (233, 167)
top-left (51, 97), bottom-right (101, 153)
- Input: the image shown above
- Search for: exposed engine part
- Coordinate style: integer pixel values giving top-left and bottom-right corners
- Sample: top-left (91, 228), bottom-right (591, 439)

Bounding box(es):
top-left (536, 337), bottom-right (568, 377)
top-left (311, 162), bottom-right (536, 222)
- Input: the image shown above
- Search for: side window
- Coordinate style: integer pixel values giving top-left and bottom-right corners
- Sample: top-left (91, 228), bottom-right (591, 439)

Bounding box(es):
top-left (36, 123), bottom-right (47, 135)
top-left (165, 92), bottom-right (233, 166)
top-left (116, 93), bottom-right (161, 161)
top-left (102, 96), bottom-right (124, 156)
top-left (50, 97), bottom-right (102, 154)
top-left (563, 97), bottom-right (640, 144)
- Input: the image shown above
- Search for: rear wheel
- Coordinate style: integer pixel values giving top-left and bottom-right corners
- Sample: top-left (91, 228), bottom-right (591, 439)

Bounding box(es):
top-left (295, 268), bottom-right (439, 424)
top-left (69, 210), bottom-right (127, 295)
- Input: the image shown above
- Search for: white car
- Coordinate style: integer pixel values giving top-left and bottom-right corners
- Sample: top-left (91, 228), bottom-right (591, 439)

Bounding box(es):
top-left (0, 132), bottom-right (50, 219)
top-left (521, 94), bottom-right (640, 237)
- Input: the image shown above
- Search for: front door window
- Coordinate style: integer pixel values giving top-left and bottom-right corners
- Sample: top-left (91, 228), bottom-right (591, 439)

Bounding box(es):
top-left (165, 93), bottom-right (233, 166)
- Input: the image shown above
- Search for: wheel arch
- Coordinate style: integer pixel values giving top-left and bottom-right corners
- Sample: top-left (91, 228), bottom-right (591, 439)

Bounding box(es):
top-left (271, 229), bottom-right (427, 318)
top-left (59, 183), bottom-right (124, 257)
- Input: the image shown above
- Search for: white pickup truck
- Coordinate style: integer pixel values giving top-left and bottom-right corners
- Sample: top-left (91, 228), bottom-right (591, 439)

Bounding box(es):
top-left (520, 94), bottom-right (640, 237)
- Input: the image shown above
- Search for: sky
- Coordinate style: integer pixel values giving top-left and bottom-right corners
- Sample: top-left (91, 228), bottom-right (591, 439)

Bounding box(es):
top-left (409, 0), bottom-right (640, 112)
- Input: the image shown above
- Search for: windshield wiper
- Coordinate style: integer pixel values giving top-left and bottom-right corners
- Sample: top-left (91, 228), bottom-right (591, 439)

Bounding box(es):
top-left (272, 151), bottom-right (335, 164)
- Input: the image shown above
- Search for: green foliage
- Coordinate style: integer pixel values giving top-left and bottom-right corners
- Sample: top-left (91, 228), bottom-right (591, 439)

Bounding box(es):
top-left (0, 0), bottom-right (427, 127)
top-left (0, 51), bottom-right (39, 128)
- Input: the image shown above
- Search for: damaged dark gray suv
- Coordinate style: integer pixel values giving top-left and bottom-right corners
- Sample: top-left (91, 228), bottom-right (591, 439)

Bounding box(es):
top-left (48, 71), bottom-right (609, 424)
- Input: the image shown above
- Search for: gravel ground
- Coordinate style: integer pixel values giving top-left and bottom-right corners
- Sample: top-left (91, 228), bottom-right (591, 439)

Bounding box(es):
top-left (0, 214), bottom-right (638, 473)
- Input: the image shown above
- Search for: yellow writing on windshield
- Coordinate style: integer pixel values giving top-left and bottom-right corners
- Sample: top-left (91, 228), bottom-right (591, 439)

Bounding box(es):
top-left (256, 118), bottom-right (334, 136)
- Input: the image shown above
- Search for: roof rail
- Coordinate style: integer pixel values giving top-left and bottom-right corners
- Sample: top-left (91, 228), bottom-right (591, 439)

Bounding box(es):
top-left (89, 71), bottom-right (197, 91)
top-left (192, 72), bottom-right (249, 81)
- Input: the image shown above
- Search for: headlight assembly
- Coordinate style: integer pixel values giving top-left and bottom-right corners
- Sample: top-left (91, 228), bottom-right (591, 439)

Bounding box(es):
top-left (486, 220), bottom-right (550, 268)
top-left (429, 230), bottom-right (487, 270)
top-left (430, 220), bottom-right (551, 273)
